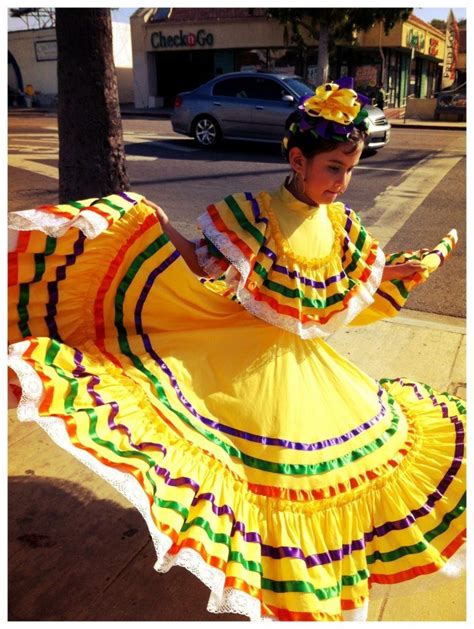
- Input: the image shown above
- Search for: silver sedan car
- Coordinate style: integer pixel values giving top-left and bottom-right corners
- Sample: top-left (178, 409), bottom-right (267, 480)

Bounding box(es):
top-left (171, 71), bottom-right (391, 150)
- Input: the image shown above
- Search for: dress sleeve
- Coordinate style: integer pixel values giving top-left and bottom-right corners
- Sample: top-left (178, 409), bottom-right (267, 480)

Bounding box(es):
top-left (194, 235), bottom-right (231, 279)
top-left (348, 230), bottom-right (458, 326)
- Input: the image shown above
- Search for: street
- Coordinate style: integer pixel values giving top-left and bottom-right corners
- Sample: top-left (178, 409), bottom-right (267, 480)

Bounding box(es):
top-left (8, 111), bottom-right (466, 318)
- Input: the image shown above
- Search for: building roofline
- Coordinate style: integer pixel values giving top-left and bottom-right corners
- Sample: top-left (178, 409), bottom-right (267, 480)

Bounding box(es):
top-left (408, 13), bottom-right (446, 38)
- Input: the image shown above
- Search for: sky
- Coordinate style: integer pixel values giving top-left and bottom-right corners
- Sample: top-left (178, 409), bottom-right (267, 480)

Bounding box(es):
top-left (6, 6), bottom-right (467, 31)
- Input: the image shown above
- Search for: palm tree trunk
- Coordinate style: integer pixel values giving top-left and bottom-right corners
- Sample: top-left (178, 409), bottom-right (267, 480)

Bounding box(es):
top-left (56, 8), bottom-right (129, 202)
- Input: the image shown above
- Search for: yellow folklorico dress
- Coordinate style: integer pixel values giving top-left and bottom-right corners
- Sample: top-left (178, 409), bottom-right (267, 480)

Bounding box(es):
top-left (8, 185), bottom-right (465, 621)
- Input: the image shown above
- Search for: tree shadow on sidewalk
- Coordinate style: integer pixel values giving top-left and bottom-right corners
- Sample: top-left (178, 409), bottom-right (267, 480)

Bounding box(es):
top-left (9, 475), bottom-right (246, 621)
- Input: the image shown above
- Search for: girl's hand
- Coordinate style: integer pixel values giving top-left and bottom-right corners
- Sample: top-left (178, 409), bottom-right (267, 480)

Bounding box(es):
top-left (142, 197), bottom-right (169, 226)
top-left (383, 260), bottom-right (426, 281)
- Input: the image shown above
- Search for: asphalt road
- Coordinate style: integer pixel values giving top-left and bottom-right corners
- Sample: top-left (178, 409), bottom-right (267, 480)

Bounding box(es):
top-left (8, 112), bottom-right (466, 318)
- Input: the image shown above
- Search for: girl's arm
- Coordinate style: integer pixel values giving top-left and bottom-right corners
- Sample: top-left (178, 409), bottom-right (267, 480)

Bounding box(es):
top-left (142, 197), bottom-right (205, 276)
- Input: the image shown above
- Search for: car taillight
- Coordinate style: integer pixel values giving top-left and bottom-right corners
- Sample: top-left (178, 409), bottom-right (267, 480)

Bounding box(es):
top-left (174, 95), bottom-right (183, 108)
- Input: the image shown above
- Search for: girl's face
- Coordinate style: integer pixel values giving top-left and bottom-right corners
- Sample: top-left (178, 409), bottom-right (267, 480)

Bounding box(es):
top-left (289, 142), bottom-right (364, 206)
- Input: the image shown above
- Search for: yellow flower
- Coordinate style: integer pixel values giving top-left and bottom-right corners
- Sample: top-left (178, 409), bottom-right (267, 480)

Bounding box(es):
top-left (303, 82), bottom-right (361, 126)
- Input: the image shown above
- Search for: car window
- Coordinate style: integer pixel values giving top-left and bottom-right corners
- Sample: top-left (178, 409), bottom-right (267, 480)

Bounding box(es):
top-left (249, 78), bottom-right (290, 100)
top-left (212, 76), bottom-right (290, 101)
top-left (282, 77), bottom-right (314, 97)
top-left (213, 78), bottom-right (253, 98)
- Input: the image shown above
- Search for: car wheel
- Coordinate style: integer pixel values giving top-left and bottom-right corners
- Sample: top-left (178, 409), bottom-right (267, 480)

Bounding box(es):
top-left (193, 116), bottom-right (221, 148)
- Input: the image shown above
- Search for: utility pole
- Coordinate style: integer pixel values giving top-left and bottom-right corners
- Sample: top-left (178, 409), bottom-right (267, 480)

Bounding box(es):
top-left (403, 44), bottom-right (415, 124)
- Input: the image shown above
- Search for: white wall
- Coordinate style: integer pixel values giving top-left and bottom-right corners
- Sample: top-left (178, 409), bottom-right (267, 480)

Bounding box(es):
top-left (8, 21), bottom-right (134, 104)
top-left (8, 28), bottom-right (58, 99)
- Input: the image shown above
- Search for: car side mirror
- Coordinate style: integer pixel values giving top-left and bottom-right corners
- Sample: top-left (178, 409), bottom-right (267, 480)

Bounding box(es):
top-left (282, 94), bottom-right (295, 103)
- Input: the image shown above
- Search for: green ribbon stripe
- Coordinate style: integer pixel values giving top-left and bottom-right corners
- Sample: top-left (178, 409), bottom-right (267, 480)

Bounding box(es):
top-left (417, 380), bottom-right (466, 416)
top-left (352, 222), bottom-right (368, 256)
top-left (18, 284), bottom-right (31, 338)
top-left (204, 235), bottom-right (226, 260)
top-left (367, 493), bottom-right (466, 564)
top-left (226, 194), bottom-right (369, 276)
top-left (114, 238), bottom-right (405, 476)
top-left (344, 230), bottom-right (367, 274)
top-left (390, 278), bottom-right (410, 300)
top-left (43, 339), bottom-right (190, 518)
top-left (253, 261), bottom-right (357, 309)
top-left (380, 377), bottom-right (466, 417)
top-left (220, 196), bottom-right (375, 296)
top-left (387, 252), bottom-right (422, 264)
top-left (17, 235), bottom-right (57, 339)
top-left (69, 198), bottom-right (126, 218)
top-left (262, 568), bottom-right (369, 597)
top-left (41, 340), bottom-right (465, 600)
top-left (224, 195), bottom-right (265, 246)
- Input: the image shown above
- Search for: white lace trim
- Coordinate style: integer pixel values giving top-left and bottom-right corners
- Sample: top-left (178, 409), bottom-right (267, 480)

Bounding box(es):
top-left (7, 340), bottom-right (266, 621)
top-left (341, 600), bottom-right (369, 621)
top-left (7, 192), bottom-right (144, 241)
top-left (194, 239), bottom-right (229, 279)
top-left (198, 211), bottom-right (386, 339)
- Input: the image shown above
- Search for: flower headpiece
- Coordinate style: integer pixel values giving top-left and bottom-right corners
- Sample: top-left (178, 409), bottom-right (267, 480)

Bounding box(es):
top-left (282, 77), bottom-right (370, 157)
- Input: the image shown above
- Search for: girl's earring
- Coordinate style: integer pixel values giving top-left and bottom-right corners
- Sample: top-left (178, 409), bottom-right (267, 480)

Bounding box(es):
top-left (296, 172), bottom-right (306, 196)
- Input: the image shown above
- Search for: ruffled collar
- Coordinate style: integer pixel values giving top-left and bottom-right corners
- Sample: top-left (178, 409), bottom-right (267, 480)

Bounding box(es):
top-left (276, 183), bottom-right (323, 217)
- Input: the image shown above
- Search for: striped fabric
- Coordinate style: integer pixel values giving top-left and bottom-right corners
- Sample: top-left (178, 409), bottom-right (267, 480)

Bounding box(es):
top-left (197, 191), bottom-right (385, 337)
top-left (350, 230), bottom-right (458, 326)
top-left (8, 193), bottom-right (465, 621)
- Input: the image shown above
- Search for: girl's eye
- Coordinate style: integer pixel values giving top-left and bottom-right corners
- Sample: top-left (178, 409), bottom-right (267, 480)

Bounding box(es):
top-left (328, 166), bottom-right (340, 173)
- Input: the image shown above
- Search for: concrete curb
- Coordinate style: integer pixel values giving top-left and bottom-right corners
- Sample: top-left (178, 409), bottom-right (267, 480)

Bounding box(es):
top-left (390, 119), bottom-right (466, 131)
top-left (9, 107), bottom-right (466, 130)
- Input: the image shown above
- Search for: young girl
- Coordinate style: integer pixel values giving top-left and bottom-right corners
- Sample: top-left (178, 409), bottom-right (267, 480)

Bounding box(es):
top-left (8, 78), bottom-right (465, 622)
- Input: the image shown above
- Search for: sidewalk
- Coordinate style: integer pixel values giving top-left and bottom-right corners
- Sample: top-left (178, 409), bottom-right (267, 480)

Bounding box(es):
top-left (9, 104), bottom-right (466, 130)
top-left (8, 308), bottom-right (466, 621)
top-left (384, 106), bottom-right (466, 130)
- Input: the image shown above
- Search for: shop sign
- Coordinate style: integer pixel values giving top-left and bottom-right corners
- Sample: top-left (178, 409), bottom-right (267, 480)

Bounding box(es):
top-left (355, 65), bottom-right (378, 85)
top-left (35, 40), bottom-right (57, 62)
top-left (151, 29), bottom-right (214, 49)
top-left (429, 37), bottom-right (439, 57)
top-left (406, 28), bottom-right (425, 52)
top-left (442, 9), bottom-right (459, 89)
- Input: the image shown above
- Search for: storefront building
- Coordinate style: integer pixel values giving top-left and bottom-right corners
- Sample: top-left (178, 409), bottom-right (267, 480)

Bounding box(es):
top-left (131, 8), bottom-right (321, 108)
top-left (349, 14), bottom-right (445, 107)
top-left (8, 22), bottom-right (134, 107)
top-left (131, 8), bottom-right (446, 110)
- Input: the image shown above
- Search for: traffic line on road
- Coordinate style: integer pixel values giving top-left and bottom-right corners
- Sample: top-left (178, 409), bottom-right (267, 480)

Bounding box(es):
top-left (147, 141), bottom-right (198, 153)
top-left (9, 155), bottom-right (58, 180)
top-left (123, 133), bottom-right (199, 153)
top-left (355, 165), bottom-right (407, 173)
top-left (126, 155), bottom-right (158, 161)
top-left (363, 137), bottom-right (465, 247)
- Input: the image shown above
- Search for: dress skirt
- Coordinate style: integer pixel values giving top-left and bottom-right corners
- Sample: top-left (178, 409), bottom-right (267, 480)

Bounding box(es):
top-left (8, 192), bottom-right (466, 621)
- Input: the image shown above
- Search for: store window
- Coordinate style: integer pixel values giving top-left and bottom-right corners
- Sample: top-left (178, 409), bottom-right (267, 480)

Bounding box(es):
top-left (235, 48), bottom-right (267, 71)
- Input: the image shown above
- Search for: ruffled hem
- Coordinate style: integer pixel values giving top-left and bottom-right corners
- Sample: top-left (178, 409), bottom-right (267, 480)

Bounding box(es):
top-left (8, 342), bottom-right (370, 622)
top-left (7, 192), bottom-right (144, 240)
top-left (7, 192), bottom-right (466, 621)
top-left (8, 339), bottom-right (466, 621)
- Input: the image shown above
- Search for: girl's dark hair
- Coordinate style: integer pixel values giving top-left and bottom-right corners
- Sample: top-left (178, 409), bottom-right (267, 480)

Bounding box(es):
top-left (282, 110), bottom-right (367, 161)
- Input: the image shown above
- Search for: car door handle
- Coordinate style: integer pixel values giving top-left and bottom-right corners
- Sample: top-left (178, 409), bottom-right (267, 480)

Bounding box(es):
top-left (255, 106), bottom-right (265, 110)
top-left (212, 102), bottom-right (222, 106)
